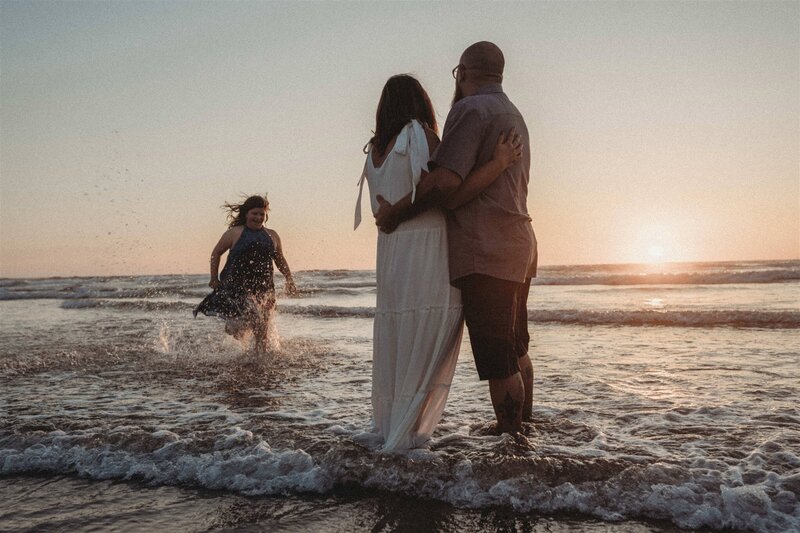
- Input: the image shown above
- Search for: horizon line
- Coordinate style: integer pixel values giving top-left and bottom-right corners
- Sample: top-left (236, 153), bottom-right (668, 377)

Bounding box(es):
top-left (1, 257), bottom-right (798, 281)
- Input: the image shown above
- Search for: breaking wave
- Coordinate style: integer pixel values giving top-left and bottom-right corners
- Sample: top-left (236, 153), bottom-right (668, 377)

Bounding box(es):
top-left (534, 268), bottom-right (800, 286)
top-left (277, 305), bottom-right (800, 329)
top-left (61, 299), bottom-right (195, 312)
top-left (1, 429), bottom-right (797, 532)
top-left (2, 262), bottom-right (797, 303)
top-left (528, 308), bottom-right (800, 328)
top-left (1, 286), bottom-right (201, 301)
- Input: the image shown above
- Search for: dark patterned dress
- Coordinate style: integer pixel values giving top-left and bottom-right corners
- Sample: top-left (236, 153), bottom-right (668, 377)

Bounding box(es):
top-left (194, 226), bottom-right (276, 320)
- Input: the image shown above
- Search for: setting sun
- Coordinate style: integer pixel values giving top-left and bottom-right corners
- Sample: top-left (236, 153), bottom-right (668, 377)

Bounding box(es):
top-left (647, 244), bottom-right (666, 262)
top-left (634, 224), bottom-right (678, 264)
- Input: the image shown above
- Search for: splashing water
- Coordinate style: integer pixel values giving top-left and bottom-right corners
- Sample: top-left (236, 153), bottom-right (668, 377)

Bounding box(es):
top-left (1, 263), bottom-right (798, 531)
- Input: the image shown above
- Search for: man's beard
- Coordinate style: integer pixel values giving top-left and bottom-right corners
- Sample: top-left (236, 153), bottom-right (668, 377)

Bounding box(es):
top-left (451, 81), bottom-right (464, 107)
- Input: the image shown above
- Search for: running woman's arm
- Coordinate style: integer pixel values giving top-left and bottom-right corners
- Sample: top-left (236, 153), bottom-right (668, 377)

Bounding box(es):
top-left (209, 228), bottom-right (237, 289)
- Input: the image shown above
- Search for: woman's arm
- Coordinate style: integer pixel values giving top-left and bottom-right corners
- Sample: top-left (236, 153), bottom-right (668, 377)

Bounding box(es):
top-left (374, 130), bottom-right (521, 231)
top-left (209, 228), bottom-right (237, 289)
top-left (268, 229), bottom-right (297, 296)
top-left (443, 129), bottom-right (521, 210)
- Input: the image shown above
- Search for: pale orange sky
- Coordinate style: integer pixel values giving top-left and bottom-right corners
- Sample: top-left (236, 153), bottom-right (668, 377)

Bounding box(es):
top-left (1, 1), bottom-right (798, 277)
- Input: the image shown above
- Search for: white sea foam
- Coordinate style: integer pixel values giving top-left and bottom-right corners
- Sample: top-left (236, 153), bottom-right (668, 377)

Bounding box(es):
top-left (1, 430), bottom-right (332, 496)
top-left (2, 430), bottom-right (797, 531)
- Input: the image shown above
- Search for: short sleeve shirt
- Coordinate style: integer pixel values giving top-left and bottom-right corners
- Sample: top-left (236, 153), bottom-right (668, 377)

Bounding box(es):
top-left (431, 84), bottom-right (538, 284)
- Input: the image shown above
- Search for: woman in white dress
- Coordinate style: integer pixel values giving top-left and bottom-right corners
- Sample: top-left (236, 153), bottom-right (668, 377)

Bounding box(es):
top-left (355, 75), bottom-right (521, 451)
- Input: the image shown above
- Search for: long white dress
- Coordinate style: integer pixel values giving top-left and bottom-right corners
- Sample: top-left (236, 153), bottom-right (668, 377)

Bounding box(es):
top-left (354, 120), bottom-right (464, 451)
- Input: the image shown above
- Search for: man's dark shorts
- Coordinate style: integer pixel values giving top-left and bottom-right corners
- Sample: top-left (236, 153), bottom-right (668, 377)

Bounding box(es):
top-left (456, 274), bottom-right (531, 381)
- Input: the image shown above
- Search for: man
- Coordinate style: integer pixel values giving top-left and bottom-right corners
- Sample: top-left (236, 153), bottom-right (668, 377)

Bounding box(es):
top-left (375, 41), bottom-right (538, 434)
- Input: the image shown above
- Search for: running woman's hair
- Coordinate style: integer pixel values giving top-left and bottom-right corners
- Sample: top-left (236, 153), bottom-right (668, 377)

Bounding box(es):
top-left (223, 194), bottom-right (268, 228)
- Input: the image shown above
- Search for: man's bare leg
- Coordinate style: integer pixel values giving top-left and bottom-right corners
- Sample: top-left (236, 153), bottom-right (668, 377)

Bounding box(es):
top-left (489, 371), bottom-right (525, 433)
top-left (519, 353), bottom-right (534, 422)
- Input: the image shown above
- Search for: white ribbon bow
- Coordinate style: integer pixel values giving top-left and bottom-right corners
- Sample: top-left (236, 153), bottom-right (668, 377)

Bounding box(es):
top-left (354, 120), bottom-right (430, 230)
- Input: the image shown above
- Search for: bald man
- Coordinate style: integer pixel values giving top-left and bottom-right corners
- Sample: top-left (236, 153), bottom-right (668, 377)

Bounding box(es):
top-left (376, 42), bottom-right (538, 434)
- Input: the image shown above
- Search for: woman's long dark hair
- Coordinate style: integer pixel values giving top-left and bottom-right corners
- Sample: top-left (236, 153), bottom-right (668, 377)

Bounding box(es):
top-left (223, 194), bottom-right (268, 228)
top-left (367, 74), bottom-right (437, 156)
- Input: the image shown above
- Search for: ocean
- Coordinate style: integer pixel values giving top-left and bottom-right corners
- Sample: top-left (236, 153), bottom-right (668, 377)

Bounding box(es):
top-left (1, 260), bottom-right (798, 532)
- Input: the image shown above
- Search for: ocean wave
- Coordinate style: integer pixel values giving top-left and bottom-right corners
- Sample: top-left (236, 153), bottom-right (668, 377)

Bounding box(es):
top-left (1, 429), bottom-right (797, 531)
top-left (533, 269), bottom-right (800, 286)
top-left (57, 299), bottom-right (800, 329)
top-left (1, 265), bottom-right (798, 302)
top-left (3, 268), bottom-right (798, 310)
top-left (307, 281), bottom-right (377, 289)
top-left (296, 287), bottom-right (372, 296)
top-left (0, 429), bottom-right (331, 495)
top-left (246, 269), bottom-right (800, 293)
top-left (277, 305), bottom-right (800, 328)
top-left (1, 284), bottom-right (295, 301)
top-left (528, 309), bottom-right (800, 328)
top-left (61, 299), bottom-right (195, 312)
top-left (280, 305), bottom-right (375, 319)
top-left (0, 286), bottom-right (199, 301)
top-left (0, 279), bottom-right (28, 288)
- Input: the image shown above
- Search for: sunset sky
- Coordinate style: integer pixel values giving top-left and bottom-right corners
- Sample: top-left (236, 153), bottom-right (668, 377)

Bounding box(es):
top-left (1, 1), bottom-right (798, 277)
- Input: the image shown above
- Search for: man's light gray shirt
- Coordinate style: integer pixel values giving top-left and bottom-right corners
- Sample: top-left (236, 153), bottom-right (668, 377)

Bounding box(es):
top-left (431, 83), bottom-right (538, 284)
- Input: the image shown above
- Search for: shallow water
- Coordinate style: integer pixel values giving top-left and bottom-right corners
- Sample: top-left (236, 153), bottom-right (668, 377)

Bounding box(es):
top-left (0, 476), bottom-right (683, 532)
top-left (1, 261), bottom-right (798, 531)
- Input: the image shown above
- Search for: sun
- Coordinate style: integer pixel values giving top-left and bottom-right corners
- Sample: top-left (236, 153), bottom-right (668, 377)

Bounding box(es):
top-left (636, 224), bottom-right (676, 264)
top-left (648, 244), bottom-right (666, 262)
